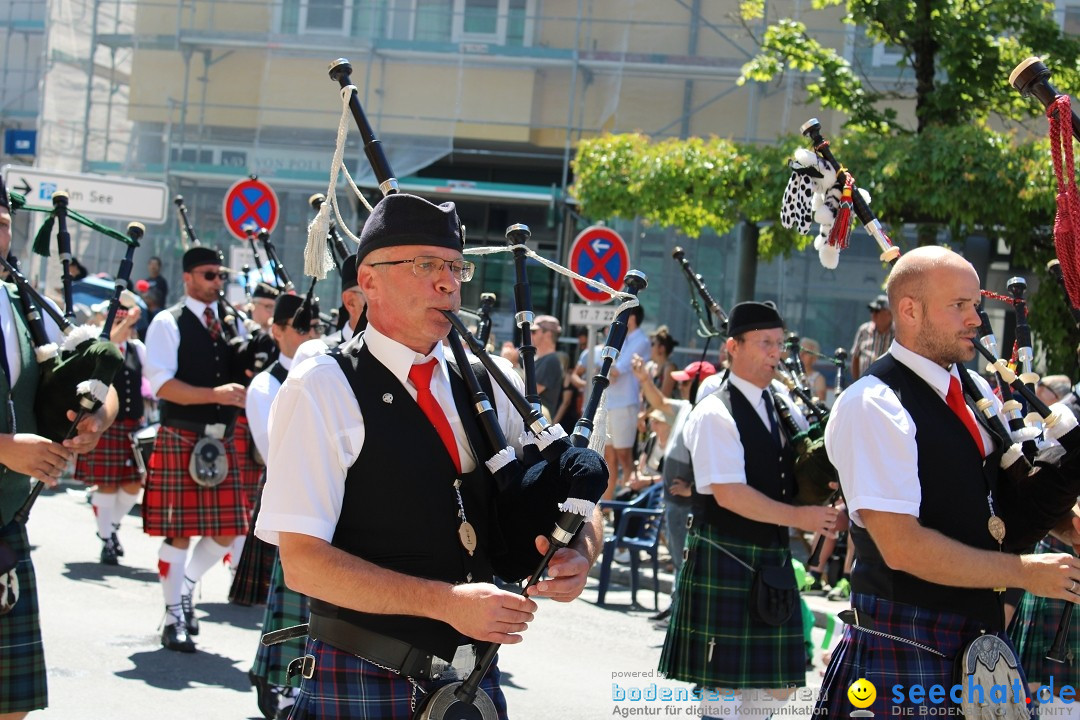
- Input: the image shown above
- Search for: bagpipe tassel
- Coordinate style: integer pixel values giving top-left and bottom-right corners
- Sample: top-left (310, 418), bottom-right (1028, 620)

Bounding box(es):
top-left (1048, 94), bottom-right (1080, 308)
top-left (304, 200), bottom-right (335, 281)
top-left (824, 175), bottom-right (855, 261)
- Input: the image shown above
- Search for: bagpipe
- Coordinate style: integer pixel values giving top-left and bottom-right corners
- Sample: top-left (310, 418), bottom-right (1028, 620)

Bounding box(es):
top-left (265, 57), bottom-right (645, 719)
top-left (0, 192), bottom-right (145, 581)
top-left (779, 118), bottom-right (902, 269)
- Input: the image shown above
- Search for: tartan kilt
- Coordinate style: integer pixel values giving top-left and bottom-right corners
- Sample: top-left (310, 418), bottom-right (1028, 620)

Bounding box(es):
top-left (1010, 537), bottom-right (1079, 689)
top-left (229, 477), bottom-right (275, 606)
top-left (0, 524), bottom-right (47, 714)
top-left (233, 414), bottom-right (265, 508)
top-left (74, 417), bottom-right (144, 489)
top-left (251, 555), bottom-right (311, 688)
top-left (288, 638), bottom-right (508, 720)
top-left (658, 524), bottom-right (805, 688)
top-left (814, 593), bottom-right (1028, 719)
top-left (142, 425), bottom-right (250, 537)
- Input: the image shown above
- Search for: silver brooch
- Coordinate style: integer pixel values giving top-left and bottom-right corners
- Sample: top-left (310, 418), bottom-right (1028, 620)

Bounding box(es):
top-left (382, 393), bottom-right (394, 404)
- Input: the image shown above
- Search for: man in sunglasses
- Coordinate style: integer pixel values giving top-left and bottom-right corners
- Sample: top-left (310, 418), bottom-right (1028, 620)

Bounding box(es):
top-left (257, 193), bottom-right (602, 719)
top-left (143, 246), bottom-right (250, 653)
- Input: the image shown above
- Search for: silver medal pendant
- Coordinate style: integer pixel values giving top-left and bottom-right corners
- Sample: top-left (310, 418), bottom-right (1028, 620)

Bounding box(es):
top-left (458, 522), bottom-right (477, 556)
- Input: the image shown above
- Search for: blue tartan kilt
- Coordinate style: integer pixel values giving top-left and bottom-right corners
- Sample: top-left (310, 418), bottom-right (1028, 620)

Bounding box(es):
top-left (252, 554), bottom-right (310, 687)
top-left (0, 524), bottom-right (47, 714)
top-left (288, 638), bottom-right (509, 720)
top-left (658, 524), bottom-right (805, 689)
top-left (815, 593), bottom-right (1028, 719)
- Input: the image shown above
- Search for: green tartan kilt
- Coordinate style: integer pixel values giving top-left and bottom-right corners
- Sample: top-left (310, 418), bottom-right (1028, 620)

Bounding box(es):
top-left (252, 553), bottom-right (310, 688)
top-left (0, 524), bottom-right (47, 713)
top-left (659, 523), bottom-right (805, 689)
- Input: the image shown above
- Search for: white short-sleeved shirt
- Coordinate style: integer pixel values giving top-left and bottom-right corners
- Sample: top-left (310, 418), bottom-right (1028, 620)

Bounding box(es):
top-left (683, 372), bottom-right (809, 493)
top-left (245, 353), bottom-right (293, 461)
top-left (144, 296), bottom-right (243, 394)
top-left (824, 341), bottom-right (1000, 527)
top-left (256, 323), bottom-right (527, 546)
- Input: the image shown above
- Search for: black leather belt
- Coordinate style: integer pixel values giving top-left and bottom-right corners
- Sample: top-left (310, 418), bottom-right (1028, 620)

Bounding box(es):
top-left (308, 613), bottom-right (443, 679)
top-left (161, 419), bottom-right (235, 438)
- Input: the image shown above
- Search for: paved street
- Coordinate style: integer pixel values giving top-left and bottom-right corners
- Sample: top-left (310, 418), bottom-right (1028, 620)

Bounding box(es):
top-left (24, 482), bottom-right (841, 719)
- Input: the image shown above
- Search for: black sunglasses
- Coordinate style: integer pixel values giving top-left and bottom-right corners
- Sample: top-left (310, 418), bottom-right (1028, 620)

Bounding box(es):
top-left (200, 271), bottom-right (228, 281)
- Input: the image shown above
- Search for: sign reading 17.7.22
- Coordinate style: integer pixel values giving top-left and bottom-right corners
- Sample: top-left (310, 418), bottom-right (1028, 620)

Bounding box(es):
top-left (0, 166), bottom-right (169, 224)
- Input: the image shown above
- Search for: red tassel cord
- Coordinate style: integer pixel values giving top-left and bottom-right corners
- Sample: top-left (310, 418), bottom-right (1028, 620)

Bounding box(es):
top-left (1048, 94), bottom-right (1080, 308)
top-left (826, 174), bottom-right (855, 252)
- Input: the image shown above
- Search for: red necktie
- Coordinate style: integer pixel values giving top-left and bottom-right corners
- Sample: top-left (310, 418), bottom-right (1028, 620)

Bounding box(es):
top-left (203, 306), bottom-right (222, 342)
top-left (946, 375), bottom-right (985, 457)
top-left (409, 359), bottom-right (462, 473)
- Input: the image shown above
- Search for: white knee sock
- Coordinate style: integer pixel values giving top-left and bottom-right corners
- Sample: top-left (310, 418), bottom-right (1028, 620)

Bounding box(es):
top-left (91, 492), bottom-right (116, 540)
top-left (113, 488), bottom-right (140, 528)
top-left (159, 542), bottom-right (189, 623)
top-left (228, 535), bottom-right (246, 572)
top-left (183, 537), bottom-right (231, 595)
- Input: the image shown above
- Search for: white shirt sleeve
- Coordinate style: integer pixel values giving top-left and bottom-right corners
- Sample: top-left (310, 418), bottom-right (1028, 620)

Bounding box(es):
top-left (245, 371), bottom-right (278, 461)
top-left (824, 376), bottom-right (922, 527)
top-left (684, 393), bottom-right (747, 490)
top-left (144, 309), bottom-right (181, 395)
top-left (256, 356), bottom-right (364, 546)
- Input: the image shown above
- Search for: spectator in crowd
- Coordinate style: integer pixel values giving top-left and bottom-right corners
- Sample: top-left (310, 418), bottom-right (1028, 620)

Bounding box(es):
top-left (144, 255), bottom-right (169, 304)
top-left (648, 326), bottom-right (679, 398)
top-left (531, 314), bottom-right (564, 418)
top-left (849, 294), bottom-right (894, 380)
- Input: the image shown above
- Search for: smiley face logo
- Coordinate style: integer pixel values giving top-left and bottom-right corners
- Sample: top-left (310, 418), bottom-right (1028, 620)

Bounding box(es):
top-left (847, 678), bottom-right (876, 709)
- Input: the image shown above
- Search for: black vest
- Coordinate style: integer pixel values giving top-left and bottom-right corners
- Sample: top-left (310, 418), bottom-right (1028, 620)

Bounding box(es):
top-left (115, 341), bottom-right (144, 422)
top-left (850, 354), bottom-right (1005, 631)
top-left (157, 303), bottom-right (238, 427)
top-left (309, 342), bottom-right (499, 661)
top-left (692, 382), bottom-right (797, 546)
top-left (265, 360), bottom-right (288, 386)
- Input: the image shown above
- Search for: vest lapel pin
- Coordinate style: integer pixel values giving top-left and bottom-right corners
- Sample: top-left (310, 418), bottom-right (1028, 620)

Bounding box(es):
top-left (382, 393), bottom-right (393, 404)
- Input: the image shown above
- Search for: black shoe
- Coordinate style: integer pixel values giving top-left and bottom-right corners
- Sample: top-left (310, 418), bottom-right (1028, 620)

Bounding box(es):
top-left (181, 593), bottom-right (199, 636)
top-left (111, 530), bottom-right (124, 557)
top-left (99, 536), bottom-right (119, 566)
top-left (649, 606), bottom-right (672, 621)
top-left (161, 621), bottom-right (196, 653)
top-left (249, 670), bottom-right (280, 720)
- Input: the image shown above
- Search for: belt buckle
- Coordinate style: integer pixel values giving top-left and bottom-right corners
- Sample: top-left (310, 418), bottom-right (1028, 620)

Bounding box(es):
top-left (287, 654), bottom-right (316, 680)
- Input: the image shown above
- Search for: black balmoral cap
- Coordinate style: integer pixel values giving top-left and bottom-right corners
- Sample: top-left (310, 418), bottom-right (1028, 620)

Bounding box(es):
top-left (340, 254), bottom-right (359, 292)
top-left (273, 293), bottom-right (305, 325)
top-left (182, 246), bottom-right (224, 272)
top-left (726, 301), bottom-right (784, 338)
top-left (356, 194), bottom-right (463, 265)
top-left (253, 282), bottom-right (281, 300)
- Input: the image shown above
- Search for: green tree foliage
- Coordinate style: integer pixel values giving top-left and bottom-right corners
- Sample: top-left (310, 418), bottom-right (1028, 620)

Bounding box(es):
top-left (737, 0), bottom-right (1080, 370)
top-left (571, 134), bottom-right (807, 259)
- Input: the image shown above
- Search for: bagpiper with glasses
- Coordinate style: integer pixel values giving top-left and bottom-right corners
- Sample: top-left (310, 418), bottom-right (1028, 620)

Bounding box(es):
top-left (255, 193), bottom-right (602, 720)
top-left (660, 301), bottom-right (838, 719)
top-left (143, 246), bottom-right (251, 652)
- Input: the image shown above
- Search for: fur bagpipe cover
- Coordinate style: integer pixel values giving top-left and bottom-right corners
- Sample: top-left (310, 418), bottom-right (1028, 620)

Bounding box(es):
top-left (488, 430), bottom-right (609, 583)
top-left (780, 148), bottom-right (873, 269)
top-left (34, 324), bottom-right (123, 443)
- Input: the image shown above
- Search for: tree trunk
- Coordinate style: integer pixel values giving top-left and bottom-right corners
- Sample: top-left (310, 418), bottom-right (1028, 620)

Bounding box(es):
top-left (735, 220), bottom-right (759, 303)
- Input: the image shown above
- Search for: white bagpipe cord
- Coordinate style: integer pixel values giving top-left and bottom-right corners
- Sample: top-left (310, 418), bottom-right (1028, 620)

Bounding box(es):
top-left (304, 83), bottom-right (373, 280)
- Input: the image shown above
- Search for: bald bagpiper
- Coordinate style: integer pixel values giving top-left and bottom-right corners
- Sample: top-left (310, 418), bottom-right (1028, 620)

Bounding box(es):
top-left (660, 301), bottom-right (836, 719)
top-left (143, 246), bottom-right (250, 653)
top-left (75, 289), bottom-right (147, 565)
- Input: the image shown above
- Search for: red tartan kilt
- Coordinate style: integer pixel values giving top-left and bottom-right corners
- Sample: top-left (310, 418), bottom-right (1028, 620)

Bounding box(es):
top-left (232, 414), bottom-right (264, 507)
top-left (142, 425), bottom-right (251, 537)
top-left (74, 417), bottom-right (144, 489)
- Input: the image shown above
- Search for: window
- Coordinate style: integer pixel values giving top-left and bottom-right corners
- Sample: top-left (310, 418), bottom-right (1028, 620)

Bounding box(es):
top-left (298, 0), bottom-right (353, 34)
top-left (448, 0), bottom-right (533, 46)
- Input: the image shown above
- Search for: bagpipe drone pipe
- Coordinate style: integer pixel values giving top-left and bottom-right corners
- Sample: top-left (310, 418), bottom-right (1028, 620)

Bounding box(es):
top-left (779, 118), bottom-right (902, 270)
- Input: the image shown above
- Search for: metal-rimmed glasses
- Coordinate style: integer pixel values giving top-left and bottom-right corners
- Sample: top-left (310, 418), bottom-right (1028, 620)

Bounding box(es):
top-left (368, 256), bottom-right (475, 282)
